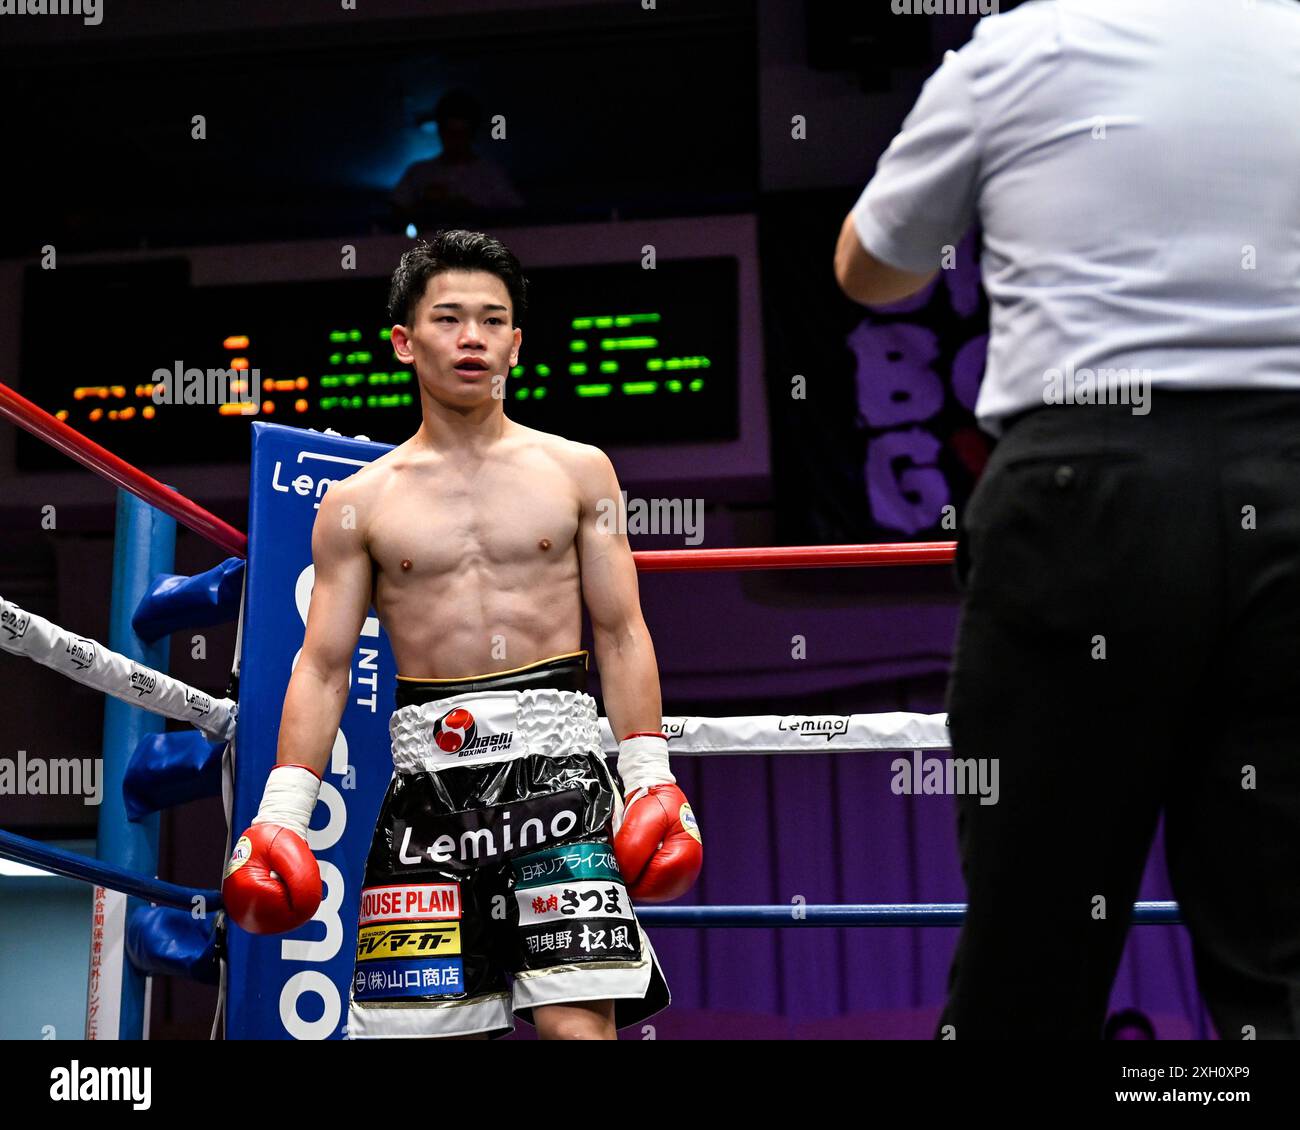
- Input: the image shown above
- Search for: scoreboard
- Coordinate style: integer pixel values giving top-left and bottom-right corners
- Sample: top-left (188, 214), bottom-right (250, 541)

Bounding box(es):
top-left (18, 254), bottom-right (739, 470)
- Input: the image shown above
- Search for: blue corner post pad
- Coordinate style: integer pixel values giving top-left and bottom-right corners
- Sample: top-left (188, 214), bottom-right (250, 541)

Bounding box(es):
top-left (123, 730), bottom-right (226, 822)
top-left (126, 905), bottom-right (222, 986)
top-left (131, 556), bottom-right (246, 643)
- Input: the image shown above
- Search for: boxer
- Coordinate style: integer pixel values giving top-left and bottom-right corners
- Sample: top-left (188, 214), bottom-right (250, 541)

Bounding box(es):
top-left (222, 229), bottom-right (702, 1040)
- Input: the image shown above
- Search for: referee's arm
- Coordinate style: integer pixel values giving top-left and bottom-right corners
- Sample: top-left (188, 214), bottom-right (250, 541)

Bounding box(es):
top-left (833, 218), bottom-right (935, 306)
top-left (834, 43), bottom-right (981, 307)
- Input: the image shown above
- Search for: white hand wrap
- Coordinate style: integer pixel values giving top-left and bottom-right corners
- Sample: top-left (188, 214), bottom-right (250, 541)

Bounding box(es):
top-left (251, 764), bottom-right (321, 841)
top-left (616, 733), bottom-right (674, 798)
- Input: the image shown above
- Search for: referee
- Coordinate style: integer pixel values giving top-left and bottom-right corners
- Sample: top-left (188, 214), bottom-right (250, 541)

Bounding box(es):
top-left (834, 0), bottom-right (1300, 1039)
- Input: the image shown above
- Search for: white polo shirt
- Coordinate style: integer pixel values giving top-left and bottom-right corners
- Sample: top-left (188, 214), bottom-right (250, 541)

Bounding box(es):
top-left (850, 0), bottom-right (1300, 433)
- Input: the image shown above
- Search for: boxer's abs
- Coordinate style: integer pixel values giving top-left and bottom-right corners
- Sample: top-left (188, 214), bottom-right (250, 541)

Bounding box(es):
top-left (374, 560), bottom-right (583, 678)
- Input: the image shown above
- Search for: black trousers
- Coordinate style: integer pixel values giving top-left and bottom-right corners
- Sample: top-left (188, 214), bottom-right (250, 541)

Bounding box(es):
top-left (938, 390), bottom-right (1300, 1040)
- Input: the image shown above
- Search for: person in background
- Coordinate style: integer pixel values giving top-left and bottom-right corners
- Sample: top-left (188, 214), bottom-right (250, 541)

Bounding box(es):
top-left (392, 89), bottom-right (524, 229)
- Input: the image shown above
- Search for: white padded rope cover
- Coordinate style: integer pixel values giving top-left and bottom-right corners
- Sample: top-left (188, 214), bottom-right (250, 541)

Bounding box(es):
top-left (0, 594), bottom-right (237, 742)
top-left (598, 712), bottom-right (949, 756)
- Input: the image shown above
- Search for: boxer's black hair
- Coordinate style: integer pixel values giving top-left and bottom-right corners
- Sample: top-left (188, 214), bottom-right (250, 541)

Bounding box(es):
top-left (388, 230), bottom-right (529, 328)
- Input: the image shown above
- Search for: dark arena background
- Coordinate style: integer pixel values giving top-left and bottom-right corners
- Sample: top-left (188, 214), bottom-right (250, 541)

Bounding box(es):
top-left (6, 1), bottom-right (1291, 1101)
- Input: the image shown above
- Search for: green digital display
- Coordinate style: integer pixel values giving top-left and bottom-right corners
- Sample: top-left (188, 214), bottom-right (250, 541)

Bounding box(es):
top-left (19, 257), bottom-right (738, 468)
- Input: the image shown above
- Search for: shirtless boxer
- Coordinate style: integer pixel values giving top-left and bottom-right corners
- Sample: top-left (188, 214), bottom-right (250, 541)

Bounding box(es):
top-left (222, 229), bottom-right (703, 1040)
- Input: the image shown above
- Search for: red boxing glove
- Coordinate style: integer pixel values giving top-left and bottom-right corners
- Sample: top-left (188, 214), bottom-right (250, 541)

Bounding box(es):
top-left (615, 783), bottom-right (703, 902)
top-left (222, 764), bottom-right (323, 934)
top-left (222, 822), bottom-right (322, 934)
top-left (612, 732), bottom-right (702, 902)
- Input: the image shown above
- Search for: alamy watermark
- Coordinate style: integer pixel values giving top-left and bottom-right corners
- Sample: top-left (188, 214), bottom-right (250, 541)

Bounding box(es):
top-left (0, 1), bottom-right (102, 26)
top-left (596, 492), bottom-right (704, 546)
top-left (892, 0), bottom-right (1000, 15)
top-left (1043, 363), bottom-right (1152, 416)
top-left (151, 361), bottom-right (262, 410)
top-left (50, 1062), bottom-right (150, 1110)
top-left (891, 751), bottom-right (999, 805)
top-left (1, 751), bottom-right (103, 806)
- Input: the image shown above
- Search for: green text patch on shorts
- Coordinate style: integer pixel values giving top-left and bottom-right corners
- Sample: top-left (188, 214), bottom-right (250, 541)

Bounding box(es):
top-left (513, 840), bottom-right (622, 890)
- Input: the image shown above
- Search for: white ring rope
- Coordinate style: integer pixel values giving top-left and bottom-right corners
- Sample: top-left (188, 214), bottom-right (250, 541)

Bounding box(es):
top-left (1, 588), bottom-right (946, 757)
top-left (0, 594), bottom-right (237, 742)
top-left (598, 712), bottom-right (949, 756)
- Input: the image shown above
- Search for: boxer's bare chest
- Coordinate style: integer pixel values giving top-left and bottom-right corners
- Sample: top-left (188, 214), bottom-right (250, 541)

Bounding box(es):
top-left (363, 445), bottom-right (581, 591)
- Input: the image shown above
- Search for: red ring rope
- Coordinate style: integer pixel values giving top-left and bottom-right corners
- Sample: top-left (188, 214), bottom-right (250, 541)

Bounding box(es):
top-left (1, 380), bottom-right (248, 557)
top-left (633, 542), bottom-right (955, 571)
top-left (1, 380), bottom-right (956, 569)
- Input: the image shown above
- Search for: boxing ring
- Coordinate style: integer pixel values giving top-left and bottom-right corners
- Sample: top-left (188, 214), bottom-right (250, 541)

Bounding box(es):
top-left (0, 380), bottom-right (1182, 1039)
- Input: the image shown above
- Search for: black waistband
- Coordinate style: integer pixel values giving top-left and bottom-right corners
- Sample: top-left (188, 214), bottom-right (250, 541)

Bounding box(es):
top-left (394, 651), bottom-right (588, 709)
top-left (1000, 388), bottom-right (1300, 441)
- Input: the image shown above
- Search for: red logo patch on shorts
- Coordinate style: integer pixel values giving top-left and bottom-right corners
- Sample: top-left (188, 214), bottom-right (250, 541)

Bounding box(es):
top-left (433, 707), bottom-right (477, 753)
